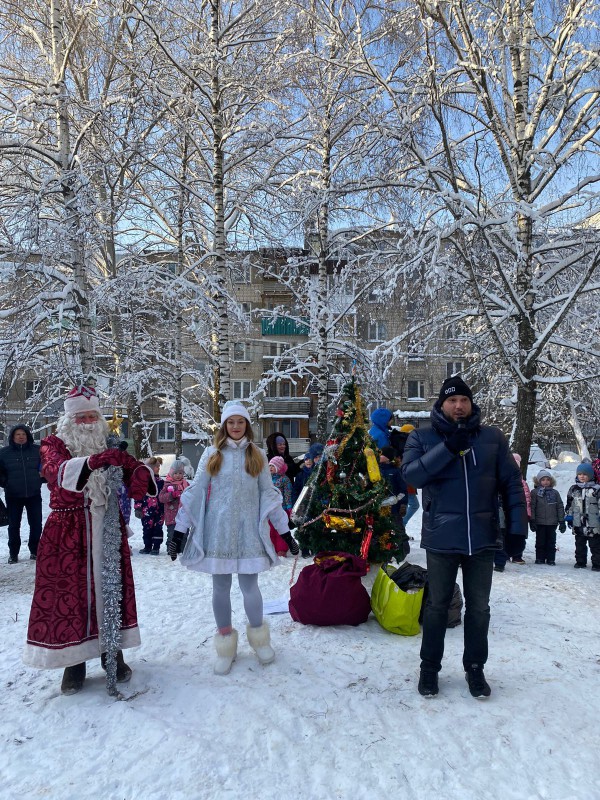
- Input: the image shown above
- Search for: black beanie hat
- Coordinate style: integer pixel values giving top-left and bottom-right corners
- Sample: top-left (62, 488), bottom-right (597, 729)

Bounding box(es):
top-left (438, 376), bottom-right (473, 404)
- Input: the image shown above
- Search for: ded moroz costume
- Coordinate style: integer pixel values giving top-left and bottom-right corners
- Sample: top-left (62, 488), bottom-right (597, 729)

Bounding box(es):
top-left (23, 386), bottom-right (156, 686)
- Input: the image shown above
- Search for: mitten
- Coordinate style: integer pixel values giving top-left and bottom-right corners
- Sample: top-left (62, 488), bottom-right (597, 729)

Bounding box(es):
top-left (88, 449), bottom-right (129, 470)
top-left (558, 522), bottom-right (567, 533)
top-left (167, 530), bottom-right (185, 561)
top-left (281, 531), bottom-right (300, 555)
top-left (167, 485), bottom-right (175, 493)
top-left (134, 509), bottom-right (143, 519)
top-left (445, 428), bottom-right (471, 455)
top-left (529, 521), bottom-right (536, 533)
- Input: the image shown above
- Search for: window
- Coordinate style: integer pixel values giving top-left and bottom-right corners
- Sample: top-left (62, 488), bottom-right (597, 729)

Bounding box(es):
top-left (233, 380), bottom-right (251, 400)
top-left (446, 361), bottom-right (464, 378)
top-left (241, 302), bottom-right (251, 314)
top-left (270, 420), bottom-right (300, 438)
top-left (157, 421), bottom-right (175, 441)
top-left (367, 321), bottom-right (387, 342)
top-left (407, 380), bottom-right (426, 400)
top-left (25, 380), bottom-right (40, 400)
top-left (267, 380), bottom-right (296, 398)
top-left (269, 342), bottom-right (289, 357)
top-left (233, 342), bottom-right (250, 361)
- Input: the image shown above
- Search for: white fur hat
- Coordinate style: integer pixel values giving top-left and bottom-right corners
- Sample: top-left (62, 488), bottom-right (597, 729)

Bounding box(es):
top-left (221, 401), bottom-right (251, 424)
top-left (64, 385), bottom-right (101, 416)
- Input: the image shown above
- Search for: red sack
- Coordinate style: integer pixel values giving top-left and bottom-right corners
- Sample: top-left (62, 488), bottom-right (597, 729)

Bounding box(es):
top-left (289, 551), bottom-right (372, 626)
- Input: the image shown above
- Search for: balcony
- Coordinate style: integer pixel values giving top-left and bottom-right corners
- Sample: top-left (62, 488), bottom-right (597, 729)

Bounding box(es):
top-left (261, 397), bottom-right (311, 416)
top-left (261, 316), bottom-right (309, 336)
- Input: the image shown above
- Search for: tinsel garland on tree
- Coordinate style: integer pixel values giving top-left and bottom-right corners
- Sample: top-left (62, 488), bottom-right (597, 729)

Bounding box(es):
top-left (292, 377), bottom-right (407, 562)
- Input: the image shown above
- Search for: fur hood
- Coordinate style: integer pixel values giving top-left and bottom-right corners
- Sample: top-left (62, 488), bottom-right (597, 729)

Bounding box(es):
top-left (533, 472), bottom-right (556, 488)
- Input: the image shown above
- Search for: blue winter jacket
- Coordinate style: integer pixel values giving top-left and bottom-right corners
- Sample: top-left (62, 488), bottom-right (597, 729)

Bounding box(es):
top-left (401, 403), bottom-right (527, 555)
top-left (369, 408), bottom-right (393, 449)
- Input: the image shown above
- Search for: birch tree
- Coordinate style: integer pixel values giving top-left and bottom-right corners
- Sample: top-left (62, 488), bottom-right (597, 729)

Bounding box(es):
top-left (364, 0), bottom-right (600, 463)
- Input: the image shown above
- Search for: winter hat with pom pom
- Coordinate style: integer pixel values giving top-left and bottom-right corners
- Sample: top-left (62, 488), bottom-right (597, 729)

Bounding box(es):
top-left (269, 456), bottom-right (287, 475)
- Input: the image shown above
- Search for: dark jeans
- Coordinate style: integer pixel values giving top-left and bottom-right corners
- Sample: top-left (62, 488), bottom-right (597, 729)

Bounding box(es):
top-left (535, 524), bottom-right (557, 563)
top-left (7, 495), bottom-right (42, 557)
top-left (574, 531), bottom-right (600, 567)
top-left (420, 549), bottom-right (494, 673)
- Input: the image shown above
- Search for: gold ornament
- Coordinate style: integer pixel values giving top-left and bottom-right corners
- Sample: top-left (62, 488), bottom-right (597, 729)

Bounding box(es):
top-left (324, 513), bottom-right (356, 530)
top-left (364, 447), bottom-right (382, 482)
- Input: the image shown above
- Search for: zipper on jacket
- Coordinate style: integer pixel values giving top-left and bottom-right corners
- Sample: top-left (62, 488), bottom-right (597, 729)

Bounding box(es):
top-left (463, 457), bottom-right (472, 555)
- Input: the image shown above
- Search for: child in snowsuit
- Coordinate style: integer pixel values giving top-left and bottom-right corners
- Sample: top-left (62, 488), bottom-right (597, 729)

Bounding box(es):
top-left (135, 457), bottom-right (165, 554)
top-left (268, 456), bottom-right (293, 556)
top-left (530, 469), bottom-right (566, 565)
top-left (379, 446), bottom-right (410, 559)
top-left (565, 463), bottom-right (600, 571)
top-left (159, 460), bottom-right (190, 550)
top-left (495, 452), bottom-right (532, 570)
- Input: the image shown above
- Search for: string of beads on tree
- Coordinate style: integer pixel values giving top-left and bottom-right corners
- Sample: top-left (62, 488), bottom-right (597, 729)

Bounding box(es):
top-left (292, 377), bottom-right (407, 562)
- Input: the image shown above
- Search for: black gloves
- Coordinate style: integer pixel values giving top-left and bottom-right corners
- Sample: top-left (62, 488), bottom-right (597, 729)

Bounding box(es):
top-left (558, 522), bottom-right (567, 533)
top-left (167, 530), bottom-right (186, 561)
top-left (281, 532), bottom-right (300, 555)
top-left (529, 521), bottom-right (536, 533)
top-left (445, 428), bottom-right (471, 456)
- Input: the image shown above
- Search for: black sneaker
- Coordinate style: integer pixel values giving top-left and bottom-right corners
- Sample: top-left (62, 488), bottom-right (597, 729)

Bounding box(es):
top-left (465, 664), bottom-right (491, 699)
top-left (139, 548), bottom-right (151, 554)
top-left (592, 565), bottom-right (600, 572)
top-left (8, 555), bottom-right (18, 564)
top-left (547, 561), bottom-right (556, 566)
top-left (418, 670), bottom-right (439, 697)
top-left (493, 565), bottom-right (505, 572)
top-left (535, 559), bottom-right (544, 564)
top-left (574, 563), bottom-right (586, 568)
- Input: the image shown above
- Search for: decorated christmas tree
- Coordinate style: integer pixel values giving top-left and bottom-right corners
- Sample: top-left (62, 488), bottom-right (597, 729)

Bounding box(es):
top-left (293, 377), bottom-right (408, 562)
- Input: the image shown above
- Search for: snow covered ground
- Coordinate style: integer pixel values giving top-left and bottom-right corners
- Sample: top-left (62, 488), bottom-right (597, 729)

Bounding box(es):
top-left (1, 462), bottom-right (599, 800)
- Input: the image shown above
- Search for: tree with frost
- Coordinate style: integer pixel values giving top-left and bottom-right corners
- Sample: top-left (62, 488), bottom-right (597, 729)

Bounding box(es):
top-left (361, 0), bottom-right (600, 465)
top-left (127, 0), bottom-right (300, 418)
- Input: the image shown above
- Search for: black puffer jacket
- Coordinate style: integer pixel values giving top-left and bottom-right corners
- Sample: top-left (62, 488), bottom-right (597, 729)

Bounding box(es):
top-left (265, 432), bottom-right (300, 480)
top-left (401, 403), bottom-right (527, 555)
top-left (0, 425), bottom-right (43, 498)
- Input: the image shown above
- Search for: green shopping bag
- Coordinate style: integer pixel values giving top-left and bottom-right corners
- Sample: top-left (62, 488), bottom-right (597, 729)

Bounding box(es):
top-left (370, 563), bottom-right (424, 636)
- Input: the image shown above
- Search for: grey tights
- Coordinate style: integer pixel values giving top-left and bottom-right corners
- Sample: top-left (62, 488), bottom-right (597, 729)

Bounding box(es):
top-left (212, 573), bottom-right (263, 630)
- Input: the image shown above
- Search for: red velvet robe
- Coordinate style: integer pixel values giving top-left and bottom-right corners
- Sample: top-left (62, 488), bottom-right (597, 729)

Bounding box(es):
top-left (24, 436), bottom-right (154, 669)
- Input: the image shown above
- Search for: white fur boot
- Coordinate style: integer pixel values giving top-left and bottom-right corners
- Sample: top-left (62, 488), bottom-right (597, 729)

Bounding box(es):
top-left (214, 629), bottom-right (238, 675)
top-left (246, 621), bottom-right (275, 665)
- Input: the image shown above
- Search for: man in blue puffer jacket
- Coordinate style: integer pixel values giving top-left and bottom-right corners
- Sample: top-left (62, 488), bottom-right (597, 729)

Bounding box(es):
top-left (401, 376), bottom-right (526, 699)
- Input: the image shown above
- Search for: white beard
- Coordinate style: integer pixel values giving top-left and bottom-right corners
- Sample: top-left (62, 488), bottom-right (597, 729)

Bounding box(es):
top-left (56, 415), bottom-right (110, 457)
top-left (55, 414), bottom-right (112, 508)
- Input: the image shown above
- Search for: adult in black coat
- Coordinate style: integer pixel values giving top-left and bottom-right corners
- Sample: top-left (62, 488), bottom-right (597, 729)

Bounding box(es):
top-left (265, 432), bottom-right (300, 481)
top-left (0, 424), bottom-right (44, 563)
top-left (401, 376), bottom-right (527, 699)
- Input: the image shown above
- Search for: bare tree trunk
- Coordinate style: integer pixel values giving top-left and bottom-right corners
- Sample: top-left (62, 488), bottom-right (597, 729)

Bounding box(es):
top-left (51, 0), bottom-right (94, 380)
top-left (316, 110), bottom-right (332, 442)
top-left (210, 0), bottom-right (230, 413)
top-left (566, 392), bottom-right (591, 460)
